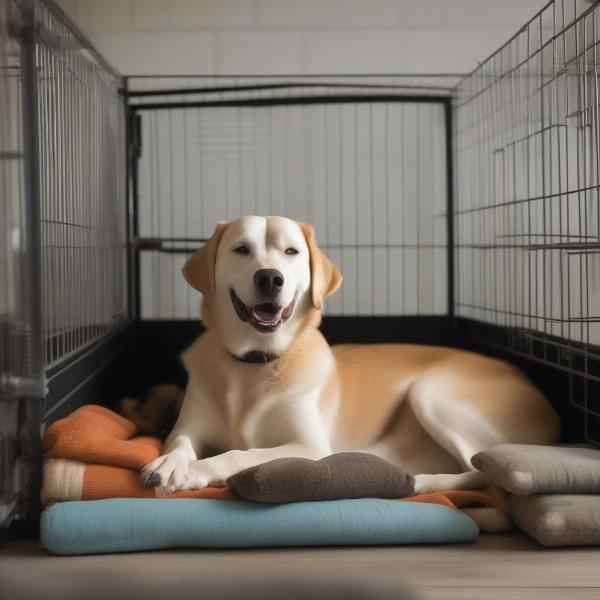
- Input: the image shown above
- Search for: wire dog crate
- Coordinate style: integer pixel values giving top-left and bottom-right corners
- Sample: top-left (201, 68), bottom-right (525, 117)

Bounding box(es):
top-left (1, 0), bottom-right (599, 534)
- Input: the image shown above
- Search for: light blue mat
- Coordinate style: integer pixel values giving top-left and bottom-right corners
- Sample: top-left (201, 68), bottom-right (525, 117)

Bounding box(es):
top-left (41, 498), bottom-right (479, 555)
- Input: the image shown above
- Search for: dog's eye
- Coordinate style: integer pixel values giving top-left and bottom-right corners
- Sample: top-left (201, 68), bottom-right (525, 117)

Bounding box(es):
top-left (233, 245), bottom-right (250, 255)
top-left (285, 248), bottom-right (299, 255)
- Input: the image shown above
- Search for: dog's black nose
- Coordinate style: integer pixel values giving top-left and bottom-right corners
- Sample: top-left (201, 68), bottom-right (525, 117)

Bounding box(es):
top-left (254, 269), bottom-right (284, 297)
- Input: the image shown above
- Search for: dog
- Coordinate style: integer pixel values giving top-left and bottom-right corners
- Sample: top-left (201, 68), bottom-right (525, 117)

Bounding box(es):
top-left (140, 215), bottom-right (560, 508)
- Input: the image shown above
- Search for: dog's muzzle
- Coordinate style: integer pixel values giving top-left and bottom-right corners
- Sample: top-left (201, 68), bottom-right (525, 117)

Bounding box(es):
top-left (229, 289), bottom-right (297, 333)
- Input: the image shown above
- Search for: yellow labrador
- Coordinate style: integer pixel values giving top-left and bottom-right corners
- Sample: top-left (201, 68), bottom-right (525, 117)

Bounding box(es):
top-left (141, 216), bottom-right (560, 513)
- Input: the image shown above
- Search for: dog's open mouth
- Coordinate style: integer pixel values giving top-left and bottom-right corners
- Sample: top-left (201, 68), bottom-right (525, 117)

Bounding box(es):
top-left (229, 289), bottom-right (296, 333)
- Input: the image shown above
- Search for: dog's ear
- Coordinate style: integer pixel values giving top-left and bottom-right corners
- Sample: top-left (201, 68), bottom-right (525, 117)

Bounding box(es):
top-left (300, 223), bottom-right (343, 310)
top-left (182, 221), bottom-right (229, 296)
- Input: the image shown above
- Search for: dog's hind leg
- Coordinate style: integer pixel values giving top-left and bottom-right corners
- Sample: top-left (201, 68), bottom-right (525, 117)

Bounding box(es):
top-left (407, 378), bottom-right (504, 495)
top-left (413, 471), bottom-right (487, 493)
top-left (408, 356), bottom-right (560, 496)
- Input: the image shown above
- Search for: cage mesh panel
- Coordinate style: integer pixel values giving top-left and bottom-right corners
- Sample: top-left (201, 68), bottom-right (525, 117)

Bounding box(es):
top-left (37, 0), bottom-right (127, 369)
top-left (0, 0), bottom-right (25, 525)
top-left (135, 99), bottom-right (447, 318)
top-left (454, 0), bottom-right (600, 444)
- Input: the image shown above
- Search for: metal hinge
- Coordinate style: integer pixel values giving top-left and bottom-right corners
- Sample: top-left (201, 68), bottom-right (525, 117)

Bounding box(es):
top-left (0, 374), bottom-right (47, 399)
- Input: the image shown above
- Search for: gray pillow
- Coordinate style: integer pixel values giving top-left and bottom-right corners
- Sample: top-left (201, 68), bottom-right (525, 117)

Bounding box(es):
top-left (471, 444), bottom-right (600, 495)
top-left (227, 452), bottom-right (415, 503)
top-left (511, 494), bottom-right (600, 547)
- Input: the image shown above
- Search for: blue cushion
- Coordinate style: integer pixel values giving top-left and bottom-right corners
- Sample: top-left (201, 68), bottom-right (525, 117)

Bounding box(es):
top-left (41, 498), bottom-right (479, 555)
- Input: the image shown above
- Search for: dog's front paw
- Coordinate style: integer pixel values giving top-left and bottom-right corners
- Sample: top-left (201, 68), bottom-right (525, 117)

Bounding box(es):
top-left (182, 459), bottom-right (226, 490)
top-left (413, 474), bottom-right (436, 495)
top-left (140, 453), bottom-right (188, 494)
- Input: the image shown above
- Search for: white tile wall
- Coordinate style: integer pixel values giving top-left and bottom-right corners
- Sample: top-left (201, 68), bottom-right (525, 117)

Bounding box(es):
top-left (86, 0), bottom-right (132, 31)
top-left (57, 0), bottom-right (549, 75)
top-left (131, 0), bottom-right (170, 30)
top-left (169, 0), bottom-right (257, 29)
top-left (258, 0), bottom-right (400, 29)
top-left (218, 31), bottom-right (304, 74)
top-left (91, 32), bottom-right (216, 75)
top-left (305, 31), bottom-right (401, 74)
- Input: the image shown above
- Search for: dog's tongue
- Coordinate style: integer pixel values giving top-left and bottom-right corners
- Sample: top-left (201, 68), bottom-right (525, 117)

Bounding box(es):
top-left (252, 303), bottom-right (283, 325)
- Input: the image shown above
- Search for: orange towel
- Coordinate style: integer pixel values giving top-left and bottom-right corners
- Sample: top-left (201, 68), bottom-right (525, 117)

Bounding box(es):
top-left (44, 405), bottom-right (160, 469)
top-left (81, 463), bottom-right (234, 501)
top-left (403, 486), bottom-right (509, 516)
top-left (42, 405), bottom-right (234, 505)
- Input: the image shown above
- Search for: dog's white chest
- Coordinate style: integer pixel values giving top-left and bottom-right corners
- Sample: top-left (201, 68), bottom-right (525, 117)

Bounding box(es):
top-left (220, 368), bottom-right (283, 450)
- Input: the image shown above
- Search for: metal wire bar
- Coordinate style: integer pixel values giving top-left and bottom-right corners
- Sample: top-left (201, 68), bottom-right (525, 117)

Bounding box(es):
top-left (131, 95), bottom-right (449, 111)
top-left (128, 81), bottom-right (457, 99)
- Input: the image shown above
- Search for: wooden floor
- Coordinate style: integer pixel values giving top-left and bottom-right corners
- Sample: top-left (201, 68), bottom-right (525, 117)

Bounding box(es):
top-left (1, 534), bottom-right (600, 599)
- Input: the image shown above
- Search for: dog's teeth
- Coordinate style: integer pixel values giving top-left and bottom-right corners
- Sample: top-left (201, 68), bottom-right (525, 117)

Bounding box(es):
top-left (257, 319), bottom-right (282, 327)
top-left (252, 306), bottom-right (284, 325)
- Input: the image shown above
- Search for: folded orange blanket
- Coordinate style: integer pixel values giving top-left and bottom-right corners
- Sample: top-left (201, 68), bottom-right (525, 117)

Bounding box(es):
top-left (42, 458), bottom-right (234, 504)
top-left (44, 405), bottom-right (160, 469)
top-left (42, 405), bottom-right (234, 504)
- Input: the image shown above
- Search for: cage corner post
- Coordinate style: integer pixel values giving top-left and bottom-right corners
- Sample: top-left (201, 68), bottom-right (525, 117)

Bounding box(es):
top-left (444, 97), bottom-right (457, 346)
top-left (125, 81), bottom-right (143, 394)
top-left (126, 88), bottom-right (142, 323)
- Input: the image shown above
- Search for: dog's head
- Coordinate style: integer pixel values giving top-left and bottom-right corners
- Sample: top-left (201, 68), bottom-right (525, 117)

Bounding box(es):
top-left (182, 216), bottom-right (342, 356)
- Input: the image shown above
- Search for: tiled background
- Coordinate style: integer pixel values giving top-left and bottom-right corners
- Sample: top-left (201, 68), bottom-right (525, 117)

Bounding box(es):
top-left (56, 0), bottom-right (549, 75)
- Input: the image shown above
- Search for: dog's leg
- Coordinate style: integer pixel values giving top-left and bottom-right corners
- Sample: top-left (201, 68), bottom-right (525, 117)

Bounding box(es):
top-left (140, 393), bottom-right (204, 493)
top-left (176, 398), bottom-right (332, 490)
top-left (181, 441), bottom-right (331, 490)
top-left (407, 380), bottom-right (517, 532)
top-left (408, 380), bottom-right (503, 494)
top-left (413, 471), bottom-right (488, 494)
top-left (140, 434), bottom-right (199, 493)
